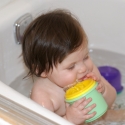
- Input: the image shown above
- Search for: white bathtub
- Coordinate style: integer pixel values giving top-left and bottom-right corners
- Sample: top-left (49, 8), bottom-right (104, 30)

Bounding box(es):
top-left (0, 0), bottom-right (125, 124)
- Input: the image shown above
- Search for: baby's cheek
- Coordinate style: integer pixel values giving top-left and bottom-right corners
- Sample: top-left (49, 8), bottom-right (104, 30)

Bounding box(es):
top-left (86, 59), bottom-right (94, 71)
top-left (62, 74), bottom-right (76, 86)
top-left (60, 75), bottom-right (76, 87)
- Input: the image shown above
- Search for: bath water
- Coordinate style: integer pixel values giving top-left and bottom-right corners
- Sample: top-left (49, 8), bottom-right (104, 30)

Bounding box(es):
top-left (10, 48), bottom-right (125, 125)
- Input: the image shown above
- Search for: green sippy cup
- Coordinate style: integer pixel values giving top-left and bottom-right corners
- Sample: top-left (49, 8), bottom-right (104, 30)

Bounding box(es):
top-left (65, 79), bottom-right (108, 123)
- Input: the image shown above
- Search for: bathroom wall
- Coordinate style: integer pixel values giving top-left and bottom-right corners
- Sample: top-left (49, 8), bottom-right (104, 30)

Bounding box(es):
top-left (0, 0), bottom-right (125, 85)
top-left (37, 0), bottom-right (125, 53)
top-left (0, 0), bottom-right (13, 9)
top-left (0, 0), bottom-right (55, 85)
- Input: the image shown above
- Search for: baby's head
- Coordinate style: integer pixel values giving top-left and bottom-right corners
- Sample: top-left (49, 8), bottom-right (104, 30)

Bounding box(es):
top-left (22, 9), bottom-right (88, 77)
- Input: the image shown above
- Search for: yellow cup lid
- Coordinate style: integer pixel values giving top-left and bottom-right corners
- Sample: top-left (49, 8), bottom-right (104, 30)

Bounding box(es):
top-left (65, 79), bottom-right (96, 100)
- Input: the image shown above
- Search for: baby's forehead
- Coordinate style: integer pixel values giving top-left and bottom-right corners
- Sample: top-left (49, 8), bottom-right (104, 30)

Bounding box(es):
top-left (61, 47), bottom-right (88, 62)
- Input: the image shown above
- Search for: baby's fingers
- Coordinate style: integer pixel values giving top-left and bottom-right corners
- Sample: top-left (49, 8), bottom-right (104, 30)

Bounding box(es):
top-left (73, 97), bottom-right (93, 110)
top-left (96, 83), bottom-right (105, 94)
top-left (82, 103), bottom-right (96, 115)
top-left (72, 97), bottom-right (86, 108)
top-left (83, 110), bottom-right (96, 120)
top-left (83, 104), bottom-right (96, 119)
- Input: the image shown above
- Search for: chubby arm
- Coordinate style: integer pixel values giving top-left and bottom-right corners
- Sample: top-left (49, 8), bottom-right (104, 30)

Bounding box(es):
top-left (31, 89), bottom-right (55, 112)
top-left (101, 76), bottom-right (116, 108)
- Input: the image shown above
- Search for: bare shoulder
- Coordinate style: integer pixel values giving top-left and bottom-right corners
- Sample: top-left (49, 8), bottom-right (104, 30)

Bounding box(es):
top-left (30, 79), bottom-right (55, 111)
top-left (30, 78), bottom-right (65, 113)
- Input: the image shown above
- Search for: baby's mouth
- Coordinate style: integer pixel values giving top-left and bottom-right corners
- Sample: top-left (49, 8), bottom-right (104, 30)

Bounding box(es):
top-left (78, 70), bottom-right (89, 81)
top-left (79, 71), bottom-right (89, 81)
top-left (63, 81), bottom-right (77, 92)
top-left (78, 76), bottom-right (86, 82)
top-left (63, 78), bottom-right (85, 92)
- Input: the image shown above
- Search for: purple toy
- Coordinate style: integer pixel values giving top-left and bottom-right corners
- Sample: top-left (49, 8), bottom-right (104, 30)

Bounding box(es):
top-left (98, 66), bottom-right (123, 94)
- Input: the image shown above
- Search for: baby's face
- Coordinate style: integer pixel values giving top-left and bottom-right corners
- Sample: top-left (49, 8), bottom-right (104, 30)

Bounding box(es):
top-left (47, 45), bottom-right (94, 88)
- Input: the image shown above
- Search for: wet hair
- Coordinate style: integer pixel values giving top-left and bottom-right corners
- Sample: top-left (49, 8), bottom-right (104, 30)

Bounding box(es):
top-left (22, 9), bottom-right (88, 77)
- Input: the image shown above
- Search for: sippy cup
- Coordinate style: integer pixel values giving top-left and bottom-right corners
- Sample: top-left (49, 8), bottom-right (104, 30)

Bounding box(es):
top-left (65, 79), bottom-right (108, 123)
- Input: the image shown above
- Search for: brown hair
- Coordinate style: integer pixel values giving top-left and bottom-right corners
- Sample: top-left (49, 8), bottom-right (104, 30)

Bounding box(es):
top-left (22, 9), bottom-right (88, 77)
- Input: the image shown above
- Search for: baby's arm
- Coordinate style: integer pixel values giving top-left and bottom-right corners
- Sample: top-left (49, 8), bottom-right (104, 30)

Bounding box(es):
top-left (86, 64), bottom-right (116, 108)
top-left (100, 76), bottom-right (116, 108)
top-left (63, 97), bottom-right (96, 125)
top-left (31, 89), bottom-right (55, 112)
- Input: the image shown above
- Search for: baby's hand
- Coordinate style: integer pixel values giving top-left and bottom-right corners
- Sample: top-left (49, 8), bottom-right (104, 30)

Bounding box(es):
top-left (84, 72), bottom-right (105, 94)
top-left (65, 97), bottom-right (96, 125)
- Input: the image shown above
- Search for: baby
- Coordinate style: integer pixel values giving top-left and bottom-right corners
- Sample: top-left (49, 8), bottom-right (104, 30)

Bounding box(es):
top-left (22, 9), bottom-right (116, 125)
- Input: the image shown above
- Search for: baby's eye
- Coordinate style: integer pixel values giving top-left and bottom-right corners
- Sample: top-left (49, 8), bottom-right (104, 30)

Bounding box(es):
top-left (68, 65), bottom-right (75, 70)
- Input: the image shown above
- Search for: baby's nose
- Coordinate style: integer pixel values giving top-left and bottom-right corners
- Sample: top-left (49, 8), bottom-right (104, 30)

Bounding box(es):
top-left (78, 63), bottom-right (88, 73)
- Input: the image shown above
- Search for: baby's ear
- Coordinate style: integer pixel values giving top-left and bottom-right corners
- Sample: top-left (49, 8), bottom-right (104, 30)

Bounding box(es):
top-left (41, 71), bottom-right (47, 78)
